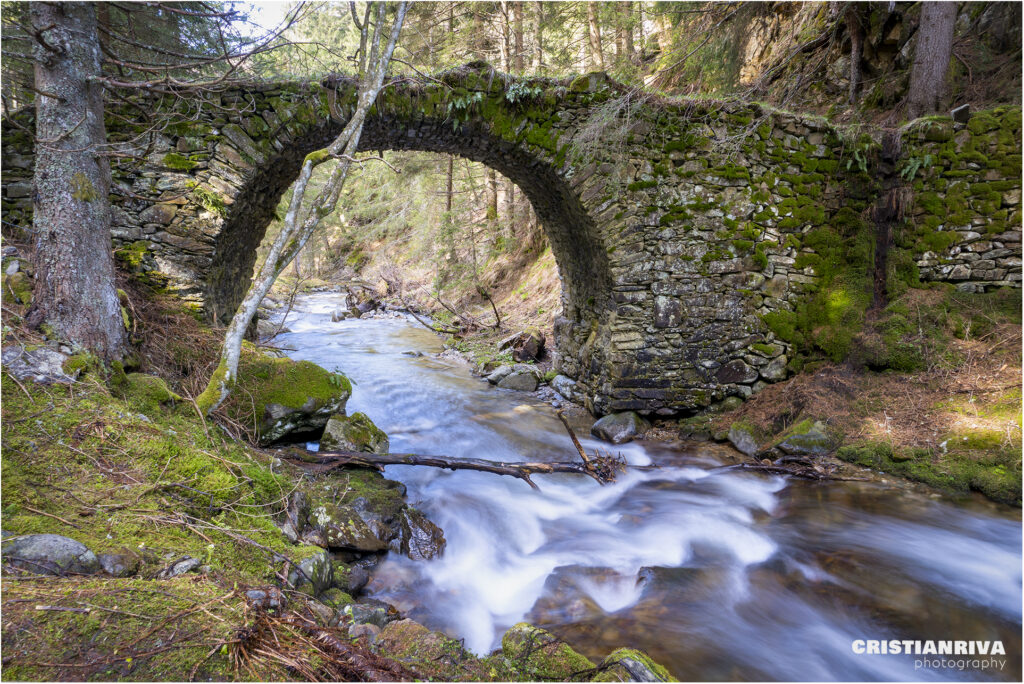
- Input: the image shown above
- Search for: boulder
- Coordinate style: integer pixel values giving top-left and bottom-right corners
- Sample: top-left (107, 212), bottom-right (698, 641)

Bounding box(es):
top-left (388, 507), bottom-right (445, 561)
top-left (499, 328), bottom-right (546, 362)
top-left (237, 357), bottom-right (351, 445)
top-left (1, 534), bottom-right (100, 575)
top-left (591, 411), bottom-right (650, 444)
top-left (320, 412), bottom-right (389, 454)
top-left (307, 503), bottom-right (388, 552)
top-left (774, 420), bottom-right (837, 456)
top-left (497, 365), bottom-right (541, 392)
top-left (727, 423), bottom-right (760, 457)
top-left (256, 317), bottom-right (279, 339)
top-left (1, 346), bottom-right (77, 385)
top-left (486, 365), bottom-right (515, 385)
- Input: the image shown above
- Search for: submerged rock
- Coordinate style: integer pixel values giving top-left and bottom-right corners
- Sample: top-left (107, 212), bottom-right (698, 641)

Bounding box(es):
top-left (320, 412), bottom-right (389, 453)
top-left (591, 411), bottom-right (650, 444)
top-left (1, 534), bottom-right (100, 575)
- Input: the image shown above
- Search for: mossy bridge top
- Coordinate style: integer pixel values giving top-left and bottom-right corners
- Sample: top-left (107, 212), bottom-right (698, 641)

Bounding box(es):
top-left (2, 63), bottom-right (1020, 415)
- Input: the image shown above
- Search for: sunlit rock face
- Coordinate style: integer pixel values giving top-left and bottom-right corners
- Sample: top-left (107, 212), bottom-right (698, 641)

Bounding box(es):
top-left (2, 64), bottom-right (1019, 414)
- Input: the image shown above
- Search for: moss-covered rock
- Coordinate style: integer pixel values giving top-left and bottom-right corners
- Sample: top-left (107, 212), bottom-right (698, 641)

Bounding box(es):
top-left (306, 503), bottom-right (388, 552)
top-left (319, 411), bottom-right (389, 453)
top-left (594, 648), bottom-right (675, 682)
top-left (773, 419), bottom-right (838, 456)
top-left (2, 271), bottom-right (32, 306)
top-left (229, 354), bottom-right (352, 444)
top-left (113, 372), bottom-right (182, 414)
top-left (500, 622), bottom-right (596, 680)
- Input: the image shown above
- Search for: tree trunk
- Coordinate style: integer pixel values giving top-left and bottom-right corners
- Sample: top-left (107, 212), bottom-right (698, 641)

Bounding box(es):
top-left (28, 1), bottom-right (126, 361)
top-left (512, 1), bottom-right (524, 73)
top-left (906, 1), bottom-right (957, 119)
top-left (847, 5), bottom-right (864, 104)
top-left (587, 1), bottom-right (604, 70)
top-left (620, 1), bottom-right (634, 64)
top-left (532, 1), bottom-right (544, 74)
top-left (197, 1), bottom-right (409, 415)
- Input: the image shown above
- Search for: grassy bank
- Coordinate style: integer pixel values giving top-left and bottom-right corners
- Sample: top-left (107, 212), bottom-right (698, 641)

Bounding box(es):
top-left (704, 286), bottom-right (1022, 505)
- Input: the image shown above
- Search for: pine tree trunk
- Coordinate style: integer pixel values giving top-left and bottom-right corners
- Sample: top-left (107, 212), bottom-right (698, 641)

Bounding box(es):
top-left (28, 1), bottom-right (126, 361)
top-left (532, 1), bottom-right (544, 74)
top-left (512, 1), bottom-right (524, 73)
top-left (587, 2), bottom-right (604, 70)
top-left (621, 2), bottom-right (634, 63)
top-left (906, 1), bottom-right (958, 119)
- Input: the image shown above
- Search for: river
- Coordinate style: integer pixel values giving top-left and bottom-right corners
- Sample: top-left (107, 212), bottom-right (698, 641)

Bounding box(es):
top-left (273, 293), bottom-right (1022, 681)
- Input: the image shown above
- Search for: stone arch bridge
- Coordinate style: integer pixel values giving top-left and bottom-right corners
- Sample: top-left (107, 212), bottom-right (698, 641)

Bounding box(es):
top-left (3, 64), bottom-right (1020, 415)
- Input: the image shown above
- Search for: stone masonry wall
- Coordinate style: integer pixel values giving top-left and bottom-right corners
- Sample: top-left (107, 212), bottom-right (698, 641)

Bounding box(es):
top-left (2, 64), bottom-right (1020, 415)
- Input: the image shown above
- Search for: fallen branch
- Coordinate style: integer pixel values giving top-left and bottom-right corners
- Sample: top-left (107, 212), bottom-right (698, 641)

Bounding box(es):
top-left (287, 451), bottom-right (624, 490)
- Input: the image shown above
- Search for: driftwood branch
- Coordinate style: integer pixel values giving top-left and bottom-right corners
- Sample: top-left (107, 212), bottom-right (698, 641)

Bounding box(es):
top-left (289, 451), bottom-right (614, 490)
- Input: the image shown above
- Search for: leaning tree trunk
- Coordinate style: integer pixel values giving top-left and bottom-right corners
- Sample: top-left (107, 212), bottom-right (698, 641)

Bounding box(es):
top-left (28, 2), bottom-right (126, 360)
top-left (906, 1), bottom-right (958, 119)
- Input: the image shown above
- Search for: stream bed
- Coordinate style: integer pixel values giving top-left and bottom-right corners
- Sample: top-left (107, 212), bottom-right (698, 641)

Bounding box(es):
top-left (274, 293), bottom-right (1021, 681)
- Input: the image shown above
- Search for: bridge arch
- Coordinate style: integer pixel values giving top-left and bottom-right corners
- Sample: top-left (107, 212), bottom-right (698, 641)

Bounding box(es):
top-left (5, 64), bottom-right (1017, 414)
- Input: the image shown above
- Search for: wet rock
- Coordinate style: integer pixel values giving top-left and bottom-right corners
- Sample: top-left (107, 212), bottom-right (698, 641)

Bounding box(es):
top-left (497, 365), bottom-right (541, 391)
top-left (727, 423), bottom-right (760, 457)
top-left (595, 648), bottom-right (674, 682)
top-left (501, 622), bottom-right (595, 680)
top-left (307, 503), bottom-right (388, 552)
top-left (320, 412), bottom-right (389, 454)
top-left (388, 507), bottom-right (445, 560)
top-left (1, 534), bottom-right (101, 575)
top-left (1, 346), bottom-right (77, 385)
top-left (98, 551), bottom-right (139, 577)
top-left (343, 598), bottom-right (400, 628)
top-left (157, 556), bottom-right (201, 579)
top-left (591, 411), bottom-right (650, 444)
top-left (775, 420), bottom-right (837, 456)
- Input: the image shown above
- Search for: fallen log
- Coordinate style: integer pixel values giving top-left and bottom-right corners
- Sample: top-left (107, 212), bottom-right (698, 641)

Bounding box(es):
top-left (286, 450), bottom-right (621, 490)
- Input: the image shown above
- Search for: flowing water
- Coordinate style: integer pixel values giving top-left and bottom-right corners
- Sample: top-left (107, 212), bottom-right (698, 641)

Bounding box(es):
top-left (275, 293), bottom-right (1022, 681)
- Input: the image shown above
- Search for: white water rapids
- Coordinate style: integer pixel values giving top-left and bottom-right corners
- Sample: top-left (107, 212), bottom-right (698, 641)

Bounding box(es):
top-left (273, 294), bottom-right (1021, 681)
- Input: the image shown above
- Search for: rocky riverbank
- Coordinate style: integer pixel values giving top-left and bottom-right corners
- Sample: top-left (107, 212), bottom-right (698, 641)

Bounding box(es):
top-left (1, 281), bottom-right (675, 681)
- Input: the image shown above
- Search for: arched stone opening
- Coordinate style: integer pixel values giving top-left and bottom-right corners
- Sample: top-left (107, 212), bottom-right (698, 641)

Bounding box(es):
top-left (204, 109), bottom-right (614, 388)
